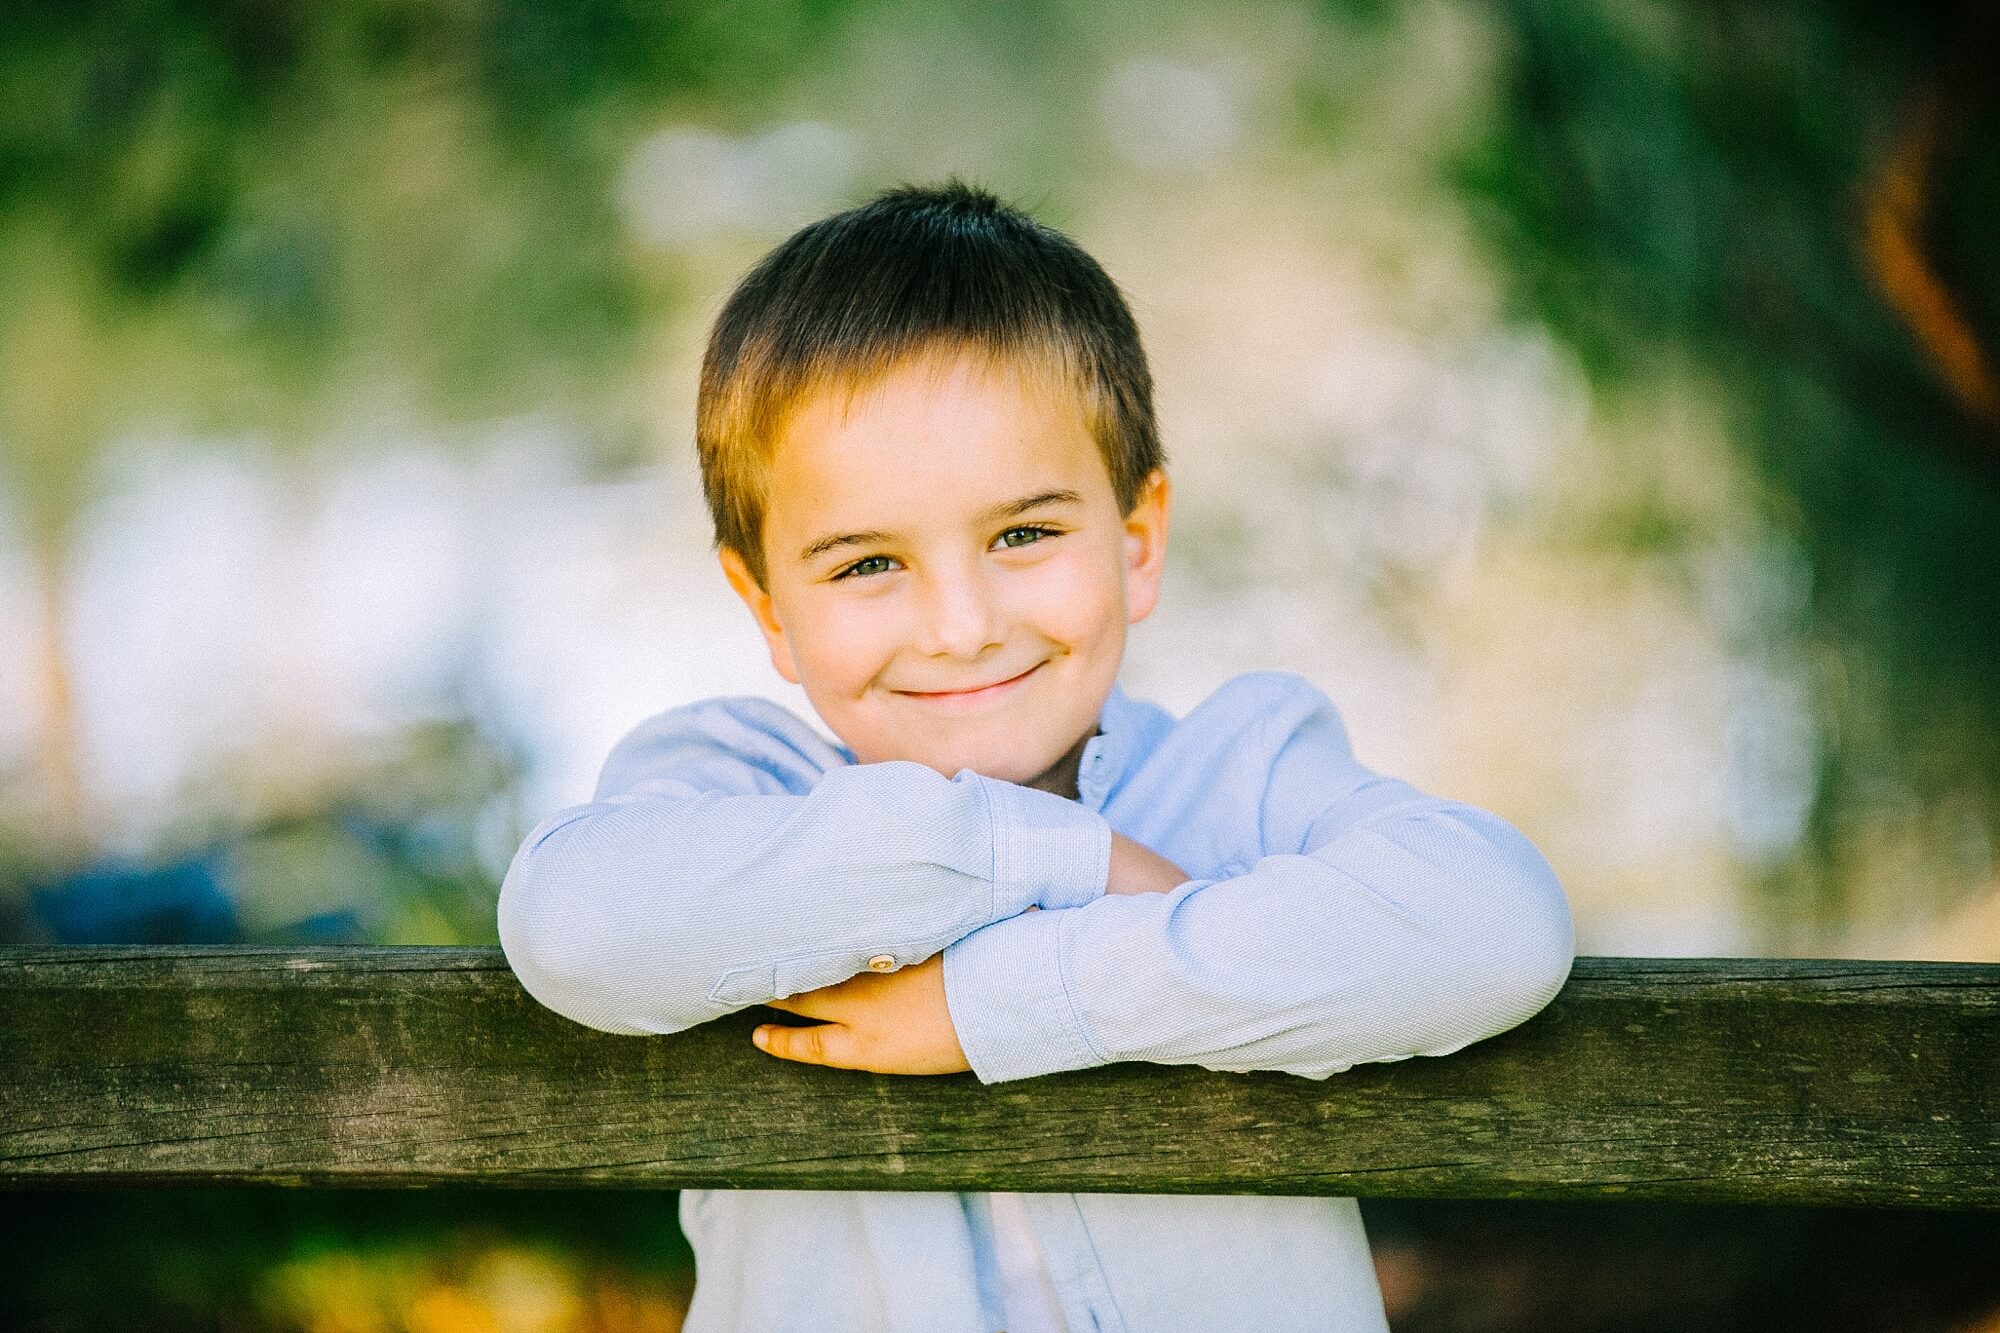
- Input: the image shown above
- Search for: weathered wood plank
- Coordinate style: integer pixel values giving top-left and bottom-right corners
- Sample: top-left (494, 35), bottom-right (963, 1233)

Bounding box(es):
top-left (0, 948), bottom-right (1993, 1206)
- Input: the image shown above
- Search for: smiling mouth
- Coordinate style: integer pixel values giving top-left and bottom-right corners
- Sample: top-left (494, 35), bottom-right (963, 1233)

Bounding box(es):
top-left (895, 662), bottom-right (1044, 704)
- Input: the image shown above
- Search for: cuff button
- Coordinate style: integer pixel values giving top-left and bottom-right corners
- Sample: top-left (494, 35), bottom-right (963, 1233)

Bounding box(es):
top-left (866, 954), bottom-right (899, 973)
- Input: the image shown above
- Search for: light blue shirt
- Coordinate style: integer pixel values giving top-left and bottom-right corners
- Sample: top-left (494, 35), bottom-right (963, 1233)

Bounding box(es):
top-left (499, 670), bottom-right (1575, 1333)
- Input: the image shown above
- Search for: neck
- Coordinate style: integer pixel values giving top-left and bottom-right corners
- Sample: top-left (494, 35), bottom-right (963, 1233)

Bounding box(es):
top-left (1021, 726), bottom-right (1096, 801)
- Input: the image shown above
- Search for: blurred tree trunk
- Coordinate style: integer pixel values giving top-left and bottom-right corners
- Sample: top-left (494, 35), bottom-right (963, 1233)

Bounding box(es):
top-left (1862, 46), bottom-right (2000, 444)
top-left (1, 242), bottom-right (110, 865)
top-left (25, 536), bottom-right (86, 859)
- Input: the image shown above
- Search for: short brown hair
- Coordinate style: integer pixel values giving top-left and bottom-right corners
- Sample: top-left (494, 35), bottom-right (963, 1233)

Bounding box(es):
top-left (696, 181), bottom-right (1163, 587)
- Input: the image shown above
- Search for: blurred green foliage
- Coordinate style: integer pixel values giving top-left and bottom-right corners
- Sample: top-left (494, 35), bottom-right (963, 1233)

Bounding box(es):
top-left (1463, 0), bottom-right (2000, 938)
top-left (0, 0), bottom-right (661, 453)
top-left (1, 1189), bottom-right (692, 1331)
top-left (7, 709), bottom-right (525, 947)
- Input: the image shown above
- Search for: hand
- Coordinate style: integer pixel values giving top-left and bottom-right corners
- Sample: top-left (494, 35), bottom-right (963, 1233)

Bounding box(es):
top-left (751, 952), bottom-right (971, 1075)
top-left (1107, 831), bottom-right (1189, 896)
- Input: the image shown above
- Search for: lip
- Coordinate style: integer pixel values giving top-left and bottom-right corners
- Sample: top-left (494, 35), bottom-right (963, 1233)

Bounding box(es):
top-left (893, 662), bottom-right (1044, 707)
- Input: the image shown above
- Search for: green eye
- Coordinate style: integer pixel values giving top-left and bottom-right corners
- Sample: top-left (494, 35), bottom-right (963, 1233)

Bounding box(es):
top-left (996, 525), bottom-right (1056, 549)
top-left (836, 554), bottom-right (896, 580)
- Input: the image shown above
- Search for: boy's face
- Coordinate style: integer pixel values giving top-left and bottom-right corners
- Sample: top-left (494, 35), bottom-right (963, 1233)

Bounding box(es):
top-left (720, 349), bottom-right (1169, 793)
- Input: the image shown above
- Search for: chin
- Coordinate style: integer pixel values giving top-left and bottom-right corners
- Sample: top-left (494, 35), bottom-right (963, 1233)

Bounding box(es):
top-left (924, 749), bottom-right (1037, 784)
top-left (903, 735), bottom-right (1058, 785)
top-left (992, 755), bottom-right (1061, 786)
top-left (849, 709), bottom-right (1076, 784)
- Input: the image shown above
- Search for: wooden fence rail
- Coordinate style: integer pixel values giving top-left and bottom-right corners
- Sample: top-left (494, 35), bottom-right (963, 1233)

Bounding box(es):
top-left (1, 948), bottom-right (1994, 1208)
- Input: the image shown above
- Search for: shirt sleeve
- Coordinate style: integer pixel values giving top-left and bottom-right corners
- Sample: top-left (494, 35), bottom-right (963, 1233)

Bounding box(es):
top-left (939, 680), bottom-right (1575, 1084)
top-left (497, 696), bottom-right (1111, 1035)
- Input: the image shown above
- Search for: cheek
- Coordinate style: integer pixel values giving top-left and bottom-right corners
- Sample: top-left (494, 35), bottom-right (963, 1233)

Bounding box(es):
top-left (1019, 544), bottom-right (1126, 644)
top-left (792, 597), bottom-right (903, 691)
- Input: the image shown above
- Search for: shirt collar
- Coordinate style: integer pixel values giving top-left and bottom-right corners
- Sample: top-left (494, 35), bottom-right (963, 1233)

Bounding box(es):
top-left (1076, 678), bottom-right (1139, 809)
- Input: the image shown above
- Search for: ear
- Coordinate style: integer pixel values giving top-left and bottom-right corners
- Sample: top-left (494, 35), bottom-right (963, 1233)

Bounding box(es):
top-left (719, 545), bottom-right (801, 685)
top-left (1122, 468), bottom-right (1171, 625)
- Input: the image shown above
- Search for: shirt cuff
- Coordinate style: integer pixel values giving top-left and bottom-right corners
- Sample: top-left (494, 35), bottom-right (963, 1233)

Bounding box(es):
top-left (942, 906), bottom-right (1105, 1084)
top-left (964, 773), bottom-right (1111, 916)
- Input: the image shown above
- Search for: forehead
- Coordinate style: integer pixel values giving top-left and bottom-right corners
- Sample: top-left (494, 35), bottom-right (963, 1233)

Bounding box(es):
top-left (762, 351), bottom-right (1113, 536)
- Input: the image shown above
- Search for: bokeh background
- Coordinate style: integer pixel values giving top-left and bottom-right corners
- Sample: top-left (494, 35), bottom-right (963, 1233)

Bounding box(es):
top-left (3, 0), bottom-right (1997, 1329)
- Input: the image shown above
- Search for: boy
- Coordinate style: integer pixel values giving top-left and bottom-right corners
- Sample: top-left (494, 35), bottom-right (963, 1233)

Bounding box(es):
top-left (498, 182), bottom-right (1574, 1333)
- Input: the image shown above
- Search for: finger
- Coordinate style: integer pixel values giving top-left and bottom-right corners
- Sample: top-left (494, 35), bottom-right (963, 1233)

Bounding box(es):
top-left (753, 1021), bottom-right (855, 1068)
top-left (766, 986), bottom-right (842, 1019)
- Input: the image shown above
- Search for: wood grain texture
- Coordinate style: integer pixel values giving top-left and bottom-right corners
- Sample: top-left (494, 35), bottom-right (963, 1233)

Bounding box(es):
top-left (1, 949), bottom-right (1994, 1206)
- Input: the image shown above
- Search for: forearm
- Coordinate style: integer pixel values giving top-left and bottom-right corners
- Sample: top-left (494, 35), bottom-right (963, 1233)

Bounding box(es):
top-left (499, 761), bottom-right (1110, 1036)
top-left (943, 801), bottom-right (1573, 1083)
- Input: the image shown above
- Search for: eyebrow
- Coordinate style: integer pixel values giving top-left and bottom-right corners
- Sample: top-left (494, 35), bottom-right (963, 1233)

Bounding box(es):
top-left (796, 489), bottom-right (1084, 564)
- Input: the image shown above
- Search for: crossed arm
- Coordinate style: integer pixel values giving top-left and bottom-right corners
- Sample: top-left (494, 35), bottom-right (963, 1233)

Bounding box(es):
top-left (752, 832), bottom-right (1189, 1074)
top-left (499, 683), bottom-right (1574, 1085)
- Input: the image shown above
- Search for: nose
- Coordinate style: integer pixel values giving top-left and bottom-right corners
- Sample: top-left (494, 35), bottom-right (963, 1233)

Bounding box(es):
top-left (914, 561), bottom-right (1004, 660)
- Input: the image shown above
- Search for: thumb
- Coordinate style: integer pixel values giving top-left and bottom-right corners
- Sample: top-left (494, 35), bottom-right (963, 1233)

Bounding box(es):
top-left (754, 1021), bottom-right (853, 1068)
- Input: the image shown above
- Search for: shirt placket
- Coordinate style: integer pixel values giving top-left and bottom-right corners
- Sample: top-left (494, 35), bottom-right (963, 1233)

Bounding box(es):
top-left (1013, 689), bottom-right (1130, 1332)
top-left (1018, 1193), bottom-right (1131, 1333)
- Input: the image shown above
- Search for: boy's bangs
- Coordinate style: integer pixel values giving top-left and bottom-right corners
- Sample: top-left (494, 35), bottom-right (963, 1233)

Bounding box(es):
top-left (756, 336), bottom-right (1092, 437)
